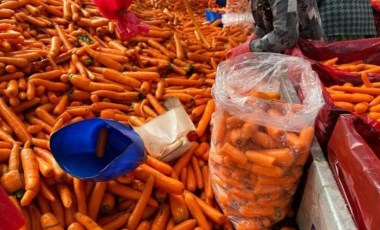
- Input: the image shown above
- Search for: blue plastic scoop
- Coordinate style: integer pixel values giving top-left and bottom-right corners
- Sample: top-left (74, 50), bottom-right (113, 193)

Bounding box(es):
top-left (50, 118), bottom-right (145, 181)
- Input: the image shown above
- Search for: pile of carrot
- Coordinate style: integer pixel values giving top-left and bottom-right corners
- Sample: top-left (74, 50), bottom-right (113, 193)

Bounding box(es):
top-left (326, 81), bottom-right (380, 122)
top-left (0, 0), bottom-right (282, 229)
top-left (209, 91), bottom-right (315, 230)
top-left (321, 57), bottom-right (380, 73)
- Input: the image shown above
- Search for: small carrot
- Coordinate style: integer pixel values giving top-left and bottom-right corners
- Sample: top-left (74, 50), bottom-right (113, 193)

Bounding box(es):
top-left (173, 142), bottom-right (198, 175)
top-left (354, 102), bottom-right (369, 114)
top-left (8, 143), bottom-right (20, 170)
top-left (74, 212), bottom-right (102, 230)
top-left (186, 165), bottom-right (196, 192)
top-left (127, 175), bottom-right (155, 230)
top-left (1, 170), bottom-right (23, 193)
top-left (172, 219), bottom-right (197, 230)
top-left (122, 71), bottom-right (161, 82)
top-left (220, 142), bottom-right (247, 165)
top-left (151, 203), bottom-right (171, 230)
top-left (169, 193), bottom-right (189, 224)
top-left (100, 193), bottom-right (115, 214)
top-left (73, 178), bottom-right (87, 215)
top-left (136, 221), bottom-right (151, 230)
top-left (36, 155), bottom-right (54, 178)
top-left (21, 141), bottom-right (39, 190)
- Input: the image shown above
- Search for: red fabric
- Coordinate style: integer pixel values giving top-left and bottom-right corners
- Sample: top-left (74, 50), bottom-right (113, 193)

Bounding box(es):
top-left (0, 186), bottom-right (25, 230)
top-left (328, 114), bottom-right (380, 230)
top-left (372, 0), bottom-right (380, 12)
top-left (93, 0), bottom-right (148, 40)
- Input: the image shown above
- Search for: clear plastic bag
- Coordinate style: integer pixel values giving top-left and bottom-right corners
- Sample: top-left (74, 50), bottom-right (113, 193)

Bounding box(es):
top-left (210, 52), bottom-right (324, 229)
top-left (222, 0), bottom-right (255, 28)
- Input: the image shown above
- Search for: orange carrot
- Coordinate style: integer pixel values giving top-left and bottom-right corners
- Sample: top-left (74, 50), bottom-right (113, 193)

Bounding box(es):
top-left (146, 155), bottom-right (173, 176)
top-left (41, 212), bottom-right (64, 230)
top-left (56, 183), bottom-right (73, 209)
top-left (1, 170), bottom-right (23, 193)
top-left (84, 47), bottom-right (124, 71)
top-left (127, 175), bottom-right (155, 230)
top-left (136, 221), bottom-right (151, 230)
top-left (196, 99), bottom-right (214, 137)
top-left (333, 101), bottom-right (355, 111)
top-left (151, 203), bottom-right (171, 230)
top-left (184, 192), bottom-right (210, 230)
top-left (354, 102), bottom-right (369, 114)
top-left (169, 193), bottom-right (189, 224)
top-left (172, 219), bottom-right (197, 230)
top-left (87, 182), bottom-right (107, 220)
top-left (146, 93), bottom-right (167, 115)
top-left (220, 142), bottom-right (247, 165)
top-left (74, 212), bottom-right (102, 230)
top-left (73, 178), bottom-right (87, 215)
top-left (35, 155), bottom-right (54, 178)
top-left (102, 68), bottom-right (141, 88)
top-left (20, 141), bottom-right (40, 202)
top-left (0, 98), bottom-right (31, 143)
top-left (67, 222), bottom-right (85, 230)
top-left (100, 193), bottom-right (115, 214)
top-left (107, 181), bottom-right (158, 207)
top-left (133, 164), bottom-right (184, 195)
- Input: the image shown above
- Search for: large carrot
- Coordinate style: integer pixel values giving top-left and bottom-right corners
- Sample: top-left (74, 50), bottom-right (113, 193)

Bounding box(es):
top-left (21, 141), bottom-right (40, 191)
top-left (88, 182), bottom-right (107, 221)
top-left (184, 192), bottom-right (210, 230)
top-left (169, 194), bottom-right (189, 224)
top-left (127, 175), bottom-right (155, 230)
top-left (41, 212), bottom-right (64, 230)
top-left (196, 99), bottom-right (215, 137)
top-left (84, 47), bottom-right (124, 72)
top-left (74, 213), bottom-right (102, 230)
top-left (0, 98), bottom-right (31, 143)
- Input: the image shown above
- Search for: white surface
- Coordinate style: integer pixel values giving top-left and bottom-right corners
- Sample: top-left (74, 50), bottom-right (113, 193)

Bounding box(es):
top-left (297, 140), bottom-right (356, 230)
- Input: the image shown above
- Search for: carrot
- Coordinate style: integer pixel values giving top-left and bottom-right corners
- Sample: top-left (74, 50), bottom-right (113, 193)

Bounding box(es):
top-left (370, 104), bottom-right (380, 112)
top-left (191, 156), bottom-right (204, 190)
top-left (169, 193), bottom-right (190, 224)
top-left (107, 181), bottom-right (158, 207)
top-left (147, 39), bottom-right (174, 58)
top-left (54, 24), bottom-right (72, 49)
top-left (252, 131), bottom-right (278, 149)
top-left (0, 56), bottom-right (29, 68)
top-left (41, 212), bottom-right (64, 230)
top-left (186, 165), bottom-right (196, 192)
top-left (333, 101), bottom-right (355, 111)
top-left (245, 150), bottom-right (276, 167)
top-left (173, 142), bottom-right (198, 175)
top-left (68, 222), bottom-right (86, 230)
top-left (220, 142), bottom-right (247, 165)
top-left (184, 192), bottom-right (210, 230)
top-left (70, 75), bottom-right (125, 92)
top-left (102, 213), bottom-right (131, 230)
top-left (85, 181), bottom-right (107, 221)
top-left (33, 147), bottom-right (65, 182)
top-left (133, 164), bottom-right (184, 195)
top-left (151, 203), bottom-right (171, 230)
top-left (36, 155), bottom-right (54, 178)
top-left (136, 221), bottom-right (151, 230)
top-left (196, 99), bottom-right (214, 137)
top-left (172, 219), bottom-right (197, 230)
top-left (331, 86), bottom-right (380, 96)
top-left (5, 79), bottom-right (18, 98)
top-left (370, 95), bottom-right (380, 106)
top-left (146, 93), bottom-right (167, 115)
top-left (1, 170), bottom-right (23, 193)
top-left (21, 141), bottom-right (39, 190)
top-left (95, 127), bottom-right (108, 159)
top-left (55, 183), bottom-right (73, 209)
top-left (129, 116), bottom-right (146, 127)
top-left (127, 175), bottom-right (155, 230)
top-left (72, 178), bottom-right (87, 215)
top-left (0, 98), bottom-right (31, 143)
top-left (102, 68), bottom-right (142, 88)
top-left (322, 57), bottom-right (338, 66)
top-left (29, 78), bottom-right (69, 92)
top-left (123, 71), bottom-right (161, 82)
top-left (84, 47), bottom-right (124, 72)
top-left (173, 33), bottom-right (185, 60)
top-left (74, 212), bottom-right (102, 230)
top-left (0, 148), bottom-right (11, 163)
top-left (7, 143), bottom-right (20, 171)
top-left (146, 155), bottom-right (172, 176)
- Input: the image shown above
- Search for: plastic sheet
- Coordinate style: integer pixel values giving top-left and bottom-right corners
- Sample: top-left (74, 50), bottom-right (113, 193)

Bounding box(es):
top-left (328, 114), bottom-right (380, 230)
top-left (286, 38), bottom-right (380, 152)
top-left (210, 52), bottom-right (324, 229)
top-left (222, 0), bottom-right (254, 28)
top-left (50, 118), bottom-right (145, 181)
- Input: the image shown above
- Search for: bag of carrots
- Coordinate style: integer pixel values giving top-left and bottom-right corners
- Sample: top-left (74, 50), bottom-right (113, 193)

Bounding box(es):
top-left (210, 52), bottom-right (324, 229)
top-left (286, 38), bottom-right (380, 153)
top-left (222, 0), bottom-right (254, 29)
top-left (328, 114), bottom-right (380, 230)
